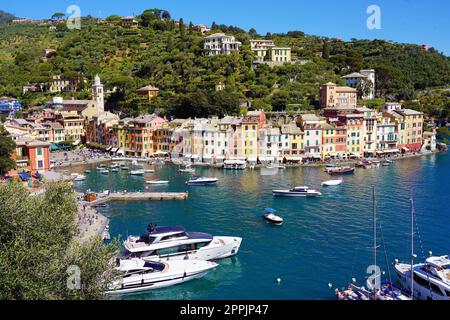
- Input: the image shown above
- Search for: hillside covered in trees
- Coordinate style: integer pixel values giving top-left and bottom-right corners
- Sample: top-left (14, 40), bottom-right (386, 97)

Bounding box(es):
top-left (0, 8), bottom-right (449, 119)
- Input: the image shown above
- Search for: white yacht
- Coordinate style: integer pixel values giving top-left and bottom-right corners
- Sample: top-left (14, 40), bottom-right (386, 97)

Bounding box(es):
top-left (395, 255), bottom-right (450, 300)
top-left (146, 180), bottom-right (169, 185)
top-left (130, 170), bottom-right (145, 176)
top-left (322, 178), bottom-right (343, 186)
top-left (272, 186), bottom-right (321, 197)
top-left (123, 225), bottom-right (242, 262)
top-left (106, 258), bottom-right (217, 295)
top-left (71, 173), bottom-right (86, 181)
top-left (186, 176), bottom-right (218, 185)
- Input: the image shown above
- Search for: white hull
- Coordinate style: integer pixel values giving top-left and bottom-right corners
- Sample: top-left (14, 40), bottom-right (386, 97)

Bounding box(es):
top-left (272, 191), bottom-right (321, 197)
top-left (146, 181), bottom-right (169, 185)
top-left (322, 179), bottom-right (343, 186)
top-left (106, 260), bottom-right (216, 295)
top-left (395, 263), bottom-right (450, 300)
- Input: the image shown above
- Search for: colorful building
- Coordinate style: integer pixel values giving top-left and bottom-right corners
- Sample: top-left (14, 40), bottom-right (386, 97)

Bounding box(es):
top-left (281, 123), bottom-right (303, 162)
top-left (319, 83), bottom-right (357, 108)
top-left (13, 136), bottom-right (51, 172)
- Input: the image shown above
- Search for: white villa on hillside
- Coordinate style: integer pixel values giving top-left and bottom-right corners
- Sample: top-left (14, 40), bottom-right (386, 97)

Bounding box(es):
top-left (204, 33), bottom-right (241, 56)
top-left (342, 69), bottom-right (376, 99)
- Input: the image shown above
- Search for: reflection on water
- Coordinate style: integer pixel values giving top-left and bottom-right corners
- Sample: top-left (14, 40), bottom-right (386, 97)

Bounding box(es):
top-left (71, 153), bottom-right (450, 299)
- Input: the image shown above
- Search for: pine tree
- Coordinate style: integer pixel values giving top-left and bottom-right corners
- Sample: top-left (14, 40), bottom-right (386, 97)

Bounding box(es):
top-left (323, 40), bottom-right (330, 60)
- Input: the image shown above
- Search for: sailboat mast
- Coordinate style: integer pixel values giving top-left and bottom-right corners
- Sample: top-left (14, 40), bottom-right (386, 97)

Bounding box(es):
top-left (373, 187), bottom-right (377, 294)
top-left (410, 198), bottom-right (414, 299)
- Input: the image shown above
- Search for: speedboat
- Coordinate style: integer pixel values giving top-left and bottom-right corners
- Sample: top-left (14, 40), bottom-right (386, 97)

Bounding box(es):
top-left (71, 173), bottom-right (86, 181)
top-left (262, 208), bottom-right (283, 225)
top-left (272, 186), bottom-right (322, 197)
top-left (146, 180), bottom-right (169, 185)
top-left (122, 225), bottom-right (242, 262)
top-left (186, 176), bottom-right (218, 185)
top-left (130, 170), bottom-right (144, 176)
top-left (106, 258), bottom-right (218, 295)
top-left (326, 167), bottom-right (355, 175)
top-left (394, 255), bottom-right (450, 300)
top-left (322, 178), bottom-right (343, 186)
top-left (336, 282), bottom-right (411, 301)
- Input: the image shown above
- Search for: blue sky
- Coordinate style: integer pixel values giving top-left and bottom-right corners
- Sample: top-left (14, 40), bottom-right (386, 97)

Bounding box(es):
top-left (1, 0), bottom-right (449, 55)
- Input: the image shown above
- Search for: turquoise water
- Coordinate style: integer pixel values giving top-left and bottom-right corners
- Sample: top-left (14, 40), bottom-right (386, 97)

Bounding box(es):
top-left (71, 152), bottom-right (449, 300)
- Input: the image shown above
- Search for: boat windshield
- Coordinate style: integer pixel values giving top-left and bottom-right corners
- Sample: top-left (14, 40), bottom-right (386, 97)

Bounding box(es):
top-left (292, 187), bottom-right (307, 192)
top-left (143, 261), bottom-right (166, 271)
top-left (136, 235), bottom-right (156, 244)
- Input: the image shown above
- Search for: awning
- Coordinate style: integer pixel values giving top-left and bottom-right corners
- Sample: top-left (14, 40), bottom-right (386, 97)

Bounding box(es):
top-left (72, 140), bottom-right (80, 146)
top-left (286, 156), bottom-right (303, 161)
top-left (376, 151), bottom-right (385, 154)
top-left (50, 144), bottom-right (60, 151)
top-left (191, 154), bottom-right (200, 159)
top-left (153, 150), bottom-right (169, 156)
top-left (117, 149), bottom-right (125, 155)
top-left (384, 149), bottom-right (400, 153)
top-left (106, 146), bottom-right (113, 151)
top-left (111, 148), bottom-right (118, 153)
top-left (402, 147), bottom-right (409, 152)
top-left (19, 173), bottom-right (32, 181)
top-left (224, 160), bottom-right (246, 165)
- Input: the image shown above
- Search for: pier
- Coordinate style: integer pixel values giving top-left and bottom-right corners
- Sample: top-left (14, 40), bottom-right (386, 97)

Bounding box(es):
top-left (88, 191), bottom-right (188, 206)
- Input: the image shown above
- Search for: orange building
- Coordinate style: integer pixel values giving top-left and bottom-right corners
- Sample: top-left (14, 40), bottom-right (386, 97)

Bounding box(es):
top-left (137, 85), bottom-right (159, 103)
top-left (13, 137), bottom-right (51, 173)
top-left (319, 82), bottom-right (357, 108)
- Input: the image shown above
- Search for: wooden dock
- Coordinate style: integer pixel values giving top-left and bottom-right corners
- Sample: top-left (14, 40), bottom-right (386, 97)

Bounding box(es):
top-left (89, 192), bottom-right (188, 205)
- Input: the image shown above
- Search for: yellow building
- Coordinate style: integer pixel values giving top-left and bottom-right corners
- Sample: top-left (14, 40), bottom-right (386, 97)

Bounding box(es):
top-left (58, 111), bottom-right (85, 142)
top-left (281, 123), bottom-right (303, 162)
top-left (241, 118), bottom-right (259, 163)
top-left (153, 125), bottom-right (175, 153)
top-left (269, 47), bottom-right (291, 63)
top-left (344, 114), bottom-right (364, 157)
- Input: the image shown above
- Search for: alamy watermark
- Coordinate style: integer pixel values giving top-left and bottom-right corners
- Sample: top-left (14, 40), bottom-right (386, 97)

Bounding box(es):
top-left (67, 265), bottom-right (81, 290)
top-left (66, 5), bottom-right (81, 30)
top-left (367, 5), bottom-right (382, 30)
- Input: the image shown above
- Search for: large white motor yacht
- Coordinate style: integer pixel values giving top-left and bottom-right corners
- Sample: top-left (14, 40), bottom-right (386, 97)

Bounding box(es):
top-left (123, 225), bottom-right (242, 262)
top-left (395, 255), bottom-right (450, 300)
top-left (106, 258), bottom-right (217, 295)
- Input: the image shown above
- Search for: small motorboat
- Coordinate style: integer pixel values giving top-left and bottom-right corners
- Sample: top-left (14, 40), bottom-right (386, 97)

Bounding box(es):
top-left (179, 168), bottom-right (195, 173)
top-left (130, 170), bottom-right (144, 176)
top-left (106, 258), bottom-right (218, 295)
top-left (144, 169), bottom-right (155, 173)
top-left (327, 167), bottom-right (355, 175)
top-left (71, 173), bottom-right (86, 181)
top-left (100, 169), bottom-right (109, 175)
top-left (111, 168), bottom-right (119, 172)
top-left (84, 170), bottom-right (91, 174)
top-left (262, 208), bottom-right (283, 225)
top-left (146, 180), bottom-right (169, 185)
top-left (120, 166), bottom-right (130, 170)
top-left (322, 179), bottom-right (343, 187)
top-left (272, 186), bottom-right (322, 197)
top-left (186, 176), bottom-right (218, 185)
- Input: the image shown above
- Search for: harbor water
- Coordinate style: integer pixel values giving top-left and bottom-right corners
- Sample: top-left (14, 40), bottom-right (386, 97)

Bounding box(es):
top-left (70, 152), bottom-right (449, 299)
